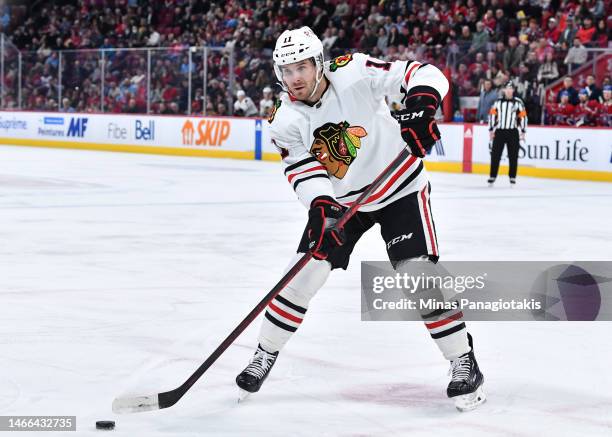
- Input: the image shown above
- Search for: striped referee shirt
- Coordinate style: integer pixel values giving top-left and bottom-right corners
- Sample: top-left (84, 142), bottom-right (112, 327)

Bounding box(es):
top-left (488, 97), bottom-right (528, 132)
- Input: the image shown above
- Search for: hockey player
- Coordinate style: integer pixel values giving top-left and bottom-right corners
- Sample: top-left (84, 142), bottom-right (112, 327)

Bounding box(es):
top-left (553, 91), bottom-right (576, 125)
top-left (574, 88), bottom-right (601, 127)
top-left (598, 85), bottom-right (612, 127)
top-left (236, 27), bottom-right (485, 411)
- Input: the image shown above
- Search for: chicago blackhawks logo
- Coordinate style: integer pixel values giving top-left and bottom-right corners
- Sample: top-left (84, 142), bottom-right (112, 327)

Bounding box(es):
top-left (329, 54), bottom-right (353, 72)
top-left (310, 121), bottom-right (367, 179)
top-left (268, 100), bottom-right (281, 124)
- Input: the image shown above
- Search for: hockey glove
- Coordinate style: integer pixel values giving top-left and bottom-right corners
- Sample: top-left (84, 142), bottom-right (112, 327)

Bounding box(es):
top-left (307, 196), bottom-right (346, 260)
top-left (394, 86), bottom-right (441, 158)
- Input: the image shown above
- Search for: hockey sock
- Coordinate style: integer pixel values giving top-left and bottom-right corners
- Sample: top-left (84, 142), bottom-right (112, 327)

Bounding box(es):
top-left (259, 253), bottom-right (331, 353)
top-left (396, 258), bottom-right (470, 360)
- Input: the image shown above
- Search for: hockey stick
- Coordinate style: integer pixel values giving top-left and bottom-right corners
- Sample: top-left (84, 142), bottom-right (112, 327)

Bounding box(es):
top-left (112, 143), bottom-right (423, 414)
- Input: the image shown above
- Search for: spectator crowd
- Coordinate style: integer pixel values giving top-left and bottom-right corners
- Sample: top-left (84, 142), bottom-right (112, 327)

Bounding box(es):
top-left (0, 0), bottom-right (610, 125)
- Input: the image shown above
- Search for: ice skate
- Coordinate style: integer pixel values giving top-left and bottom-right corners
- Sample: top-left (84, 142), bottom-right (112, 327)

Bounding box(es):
top-left (236, 344), bottom-right (279, 400)
top-left (487, 177), bottom-right (495, 187)
top-left (447, 334), bottom-right (486, 412)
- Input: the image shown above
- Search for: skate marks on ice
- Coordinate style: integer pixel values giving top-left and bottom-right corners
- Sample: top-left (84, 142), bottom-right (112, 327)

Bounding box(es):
top-left (0, 174), bottom-right (106, 190)
top-left (0, 375), bottom-right (20, 411)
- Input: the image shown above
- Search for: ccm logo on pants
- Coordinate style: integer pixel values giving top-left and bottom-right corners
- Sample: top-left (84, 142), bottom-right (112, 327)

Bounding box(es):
top-left (387, 233), bottom-right (413, 249)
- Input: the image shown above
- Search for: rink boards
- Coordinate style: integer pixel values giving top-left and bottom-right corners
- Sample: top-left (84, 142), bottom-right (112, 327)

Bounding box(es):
top-left (0, 111), bottom-right (610, 182)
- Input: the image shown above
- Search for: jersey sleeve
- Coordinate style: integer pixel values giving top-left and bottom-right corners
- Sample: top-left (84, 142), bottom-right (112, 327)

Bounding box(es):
top-left (269, 111), bottom-right (334, 209)
top-left (352, 52), bottom-right (449, 105)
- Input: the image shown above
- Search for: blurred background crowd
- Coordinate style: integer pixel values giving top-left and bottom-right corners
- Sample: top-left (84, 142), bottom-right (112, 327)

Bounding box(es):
top-left (0, 0), bottom-right (610, 125)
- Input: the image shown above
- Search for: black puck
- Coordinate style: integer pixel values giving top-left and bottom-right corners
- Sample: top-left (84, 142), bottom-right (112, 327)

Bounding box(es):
top-left (96, 420), bottom-right (115, 430)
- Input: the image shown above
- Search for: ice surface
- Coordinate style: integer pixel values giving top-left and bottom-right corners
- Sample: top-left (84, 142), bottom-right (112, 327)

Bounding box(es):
top-left (1, 145), bottom-right (611, 436)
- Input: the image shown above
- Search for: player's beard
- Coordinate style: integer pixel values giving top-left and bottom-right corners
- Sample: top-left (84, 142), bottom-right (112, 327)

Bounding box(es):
top-left (289, 80), bottom-right (315, 101)
top-left (288, 73), bottom-right (322, 102)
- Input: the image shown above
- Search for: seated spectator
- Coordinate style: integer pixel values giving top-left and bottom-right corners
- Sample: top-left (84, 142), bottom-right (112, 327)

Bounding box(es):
top-left (525, 18), bottom-right (543, 43)
top-left (125, 97), bottom-right (138, 113)
top-left (233, 89), bottom-right (257, 117)
top-left (481, 9), bottom-right (496, 33)
top-left (476, 79), bottom-right (498, 123)
top-left (334, 28), bottom-right (351, 51)
top-left (557, 76), bottom-right (579, 105)
top-left (564, 38), bottom-right (588, 71)
top-left (558, 16), bottom-right (577, 47)
top-left (159, 102), bottom-right (172, 114)
top-left (259, 86), bottom-right (274, 117)
top-left (585, 75), bottom-right (602, 102)
top-left (544, 18), bottom-right (560, 44)
top-left (454, 63), bottom-right (477, 96)
top-left (484, 50), bottom-right (497, 69)
top-left (534, 38), bottom-right (553, 63)
top-left (469, 53), bottom-right (486, 72)
top-left (192, 88), bottom-right (204, 114)
top-left (168, 102), bottom-right (179, 114)
top-left (376, 27), bottom-right (388, 53)
top-left (575, 17), bottom-right (596, 45)
top-left (494, 9), bottom-right (510, 41)
top-left (503, 37), bottom-right (525, 74)
top-left (470, 63), bottom-right (486, 88)
top-left (537, 52), bottom-right (560, 85)
top-left (552, 91), bottom-right (576, 125)
top-left (322, 27), bottom-right (339, 53)
top-left (598, 85), bottom-right (612, 126)
top-left (358, 27), bottom-right (376, 51)
top-left (216, 102), bottom-right (228, 116)
top-left (574, 88), bottom-right (601, 126)
top-left (593, 18), bottom-right (608, 48)
top-left (469, 21), bottom-right (489, 54)
top-left (457, 25), bottom-right (472, 49)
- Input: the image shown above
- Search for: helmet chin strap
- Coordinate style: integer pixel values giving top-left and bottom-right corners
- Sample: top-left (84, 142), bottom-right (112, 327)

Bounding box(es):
top-left (306, 65), bottom-right (324, 101)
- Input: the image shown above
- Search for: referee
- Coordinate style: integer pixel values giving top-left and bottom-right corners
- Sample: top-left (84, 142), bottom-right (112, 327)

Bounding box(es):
top-left (487, 82), bottom-right (527, 186)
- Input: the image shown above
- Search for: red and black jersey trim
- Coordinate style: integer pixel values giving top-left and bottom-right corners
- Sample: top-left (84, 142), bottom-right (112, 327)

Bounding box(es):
top-left (284, 156), bottom-right (329, 191)
top-left (377, 161), bottom-right (423, 205)
top-left (339, 161), bottom-right (423, 203)
top-left (430, 322), bottom-right (466, 339)
top-left (293, 173), bottom-right (329, 190)
top-left (284, 157), bottom-right (318, 175)
top-left (337, 183), bottom-right (371, 200)
top-left (340, 155), bottom-right (419, 208)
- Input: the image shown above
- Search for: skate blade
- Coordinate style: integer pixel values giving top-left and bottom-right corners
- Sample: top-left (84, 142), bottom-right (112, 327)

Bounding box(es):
top-left (237, 389), bottom-right (251, 403)
top-left (453, 386), bottom-right (486, 412)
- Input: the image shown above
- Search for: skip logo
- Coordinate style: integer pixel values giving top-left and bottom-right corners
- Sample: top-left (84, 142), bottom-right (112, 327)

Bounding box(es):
top-left (67, 118), bottom-right (88, 137)
top-left (181, 119), bottom-right (230, 146)
top-left (387, 233), bottom-right (413, 249)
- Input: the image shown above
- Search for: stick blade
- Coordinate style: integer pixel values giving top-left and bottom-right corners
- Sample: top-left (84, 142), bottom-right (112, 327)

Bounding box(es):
top-left (112, 394), bottom-right (159, 414)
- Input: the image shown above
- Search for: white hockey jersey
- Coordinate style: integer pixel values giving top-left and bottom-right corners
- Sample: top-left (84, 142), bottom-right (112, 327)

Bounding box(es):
top-left (268, 53), bottom-right (449, 212)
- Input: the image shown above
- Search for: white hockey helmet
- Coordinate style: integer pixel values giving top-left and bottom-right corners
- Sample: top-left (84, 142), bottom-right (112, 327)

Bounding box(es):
top-left (273, 27), bottom-right (325, 97)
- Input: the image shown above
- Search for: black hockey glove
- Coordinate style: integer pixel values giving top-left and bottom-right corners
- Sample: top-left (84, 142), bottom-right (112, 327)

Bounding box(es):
top-left (394, 86), bottom-right (442, 158)
top-left (307, 196), bottom-right (346, 260)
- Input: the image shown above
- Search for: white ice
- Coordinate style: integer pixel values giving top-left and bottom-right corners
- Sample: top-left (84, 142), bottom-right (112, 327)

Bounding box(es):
top-left (1, 145), bottom-right (611, 436)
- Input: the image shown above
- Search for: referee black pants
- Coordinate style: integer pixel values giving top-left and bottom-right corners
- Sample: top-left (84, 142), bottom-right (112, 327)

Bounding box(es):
top-left (490, 129), bottom-right (519, 179)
